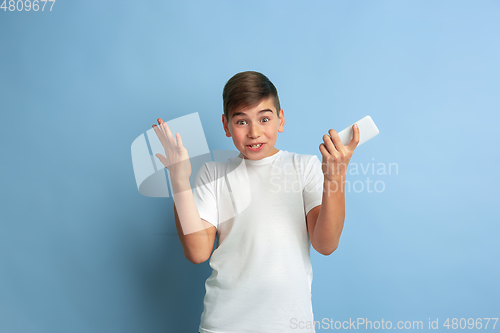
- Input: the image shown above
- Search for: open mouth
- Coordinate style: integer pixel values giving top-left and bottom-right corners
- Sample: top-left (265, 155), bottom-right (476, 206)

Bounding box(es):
top-left (247, 143), bottom-right (264, 151)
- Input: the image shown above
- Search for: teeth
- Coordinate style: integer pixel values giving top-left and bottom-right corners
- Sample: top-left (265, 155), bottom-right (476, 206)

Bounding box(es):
top-left (249, 144), bottom-right (262, 148)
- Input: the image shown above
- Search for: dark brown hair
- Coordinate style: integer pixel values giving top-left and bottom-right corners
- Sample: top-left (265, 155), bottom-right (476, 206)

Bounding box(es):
top-left (222, 71), bottom-right (281, 121)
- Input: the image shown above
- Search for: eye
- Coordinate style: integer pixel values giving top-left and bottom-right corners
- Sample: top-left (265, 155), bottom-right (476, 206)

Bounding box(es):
top-left (261, 117), bottom-right (270, 122)
top-left (236, 120), bottom-right (246, 125)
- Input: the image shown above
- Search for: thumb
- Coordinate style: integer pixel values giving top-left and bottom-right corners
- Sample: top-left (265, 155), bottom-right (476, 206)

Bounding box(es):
top-left (155, 153), bottom-right (169, 168)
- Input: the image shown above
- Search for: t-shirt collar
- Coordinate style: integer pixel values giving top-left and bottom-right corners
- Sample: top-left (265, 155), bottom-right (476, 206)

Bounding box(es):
top-left (236, 150), bottom-right (285, 166)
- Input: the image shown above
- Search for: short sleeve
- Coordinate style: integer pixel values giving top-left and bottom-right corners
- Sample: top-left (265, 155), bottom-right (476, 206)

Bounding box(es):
top-left (192, 162), bottom-right (219, 229)
top-left (303, 155), bottom-right (324, 216)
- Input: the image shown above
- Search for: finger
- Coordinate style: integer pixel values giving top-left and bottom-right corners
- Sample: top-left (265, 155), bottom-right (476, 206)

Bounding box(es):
top-left (156, 118), bottom-right (165, 135)
top-left (154, 119), bottom-right (166, 138)
top-left (319, 143), bottom-right (329, 159)
top-left (346, 124), bottom-right (360, 151)
top-left (328, 129), bottom-right (347, 153)
top-left (175, 132), bottom-right (183, 148)
top-left (152, 123), bottom-right (169, 147)
top-left (152, 124), bottom-right (165, 141)
top-left (154, 120), bottom-right (175, 152)
top-left (158, 118), bottom-right (176, 146)
top-left (323, 133), bottom-right (338, 155)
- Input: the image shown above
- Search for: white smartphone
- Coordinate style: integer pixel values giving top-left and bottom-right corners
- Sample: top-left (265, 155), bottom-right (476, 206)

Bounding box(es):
top-left (337, 115), bottom-right (379, 147)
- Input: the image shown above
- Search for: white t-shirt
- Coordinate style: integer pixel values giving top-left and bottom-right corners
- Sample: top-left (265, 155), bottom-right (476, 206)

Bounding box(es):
top-left (192, 149), bottom-right (324, 333)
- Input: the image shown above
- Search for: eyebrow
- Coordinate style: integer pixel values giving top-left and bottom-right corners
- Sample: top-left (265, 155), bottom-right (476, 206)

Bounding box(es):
top-left (232, 109), bottom-right (273, 118)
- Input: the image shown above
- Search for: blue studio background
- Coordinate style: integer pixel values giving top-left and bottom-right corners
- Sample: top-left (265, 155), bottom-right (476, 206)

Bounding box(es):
top-left (1, 1), bottom-right (499, 332)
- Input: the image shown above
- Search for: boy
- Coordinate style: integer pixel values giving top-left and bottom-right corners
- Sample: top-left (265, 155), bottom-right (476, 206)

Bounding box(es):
top-left (153, 71), bottom-right (359, 333)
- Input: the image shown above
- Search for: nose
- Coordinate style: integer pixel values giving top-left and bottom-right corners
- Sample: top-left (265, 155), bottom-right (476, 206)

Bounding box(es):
top-left (248, 123), bottom-right (261, 139)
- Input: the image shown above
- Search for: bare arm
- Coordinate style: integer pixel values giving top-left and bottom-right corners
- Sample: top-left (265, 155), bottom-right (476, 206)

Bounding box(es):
top-left (152, 118), bottom-right (216, 264)
top-left (306, 178), bottom-right (346, 256)
top-left (172, 178), bottom-right (217, 264)
top-left (309, 124), bottom-right (360, 255)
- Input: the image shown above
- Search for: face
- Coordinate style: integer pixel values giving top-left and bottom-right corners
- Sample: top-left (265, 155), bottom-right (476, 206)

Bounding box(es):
top-left (222, 97), bottom-right (285, 160)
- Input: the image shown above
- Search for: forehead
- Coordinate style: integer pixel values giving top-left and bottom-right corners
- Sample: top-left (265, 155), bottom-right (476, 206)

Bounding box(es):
top-left (231, 98), bottom-right (276, 118)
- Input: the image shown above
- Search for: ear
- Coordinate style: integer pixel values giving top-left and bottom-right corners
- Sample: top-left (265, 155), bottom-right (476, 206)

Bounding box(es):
top-left (222, 114), bottom-right (232, 137)
top-left (277, 108), bottom-right (285, 133)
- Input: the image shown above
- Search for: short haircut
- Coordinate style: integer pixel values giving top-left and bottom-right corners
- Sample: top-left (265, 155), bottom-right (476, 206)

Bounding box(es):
top-left (222, 71), bottom-right (281, 121)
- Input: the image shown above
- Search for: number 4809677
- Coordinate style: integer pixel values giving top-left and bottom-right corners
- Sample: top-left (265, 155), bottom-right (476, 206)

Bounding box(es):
top-left (1, 0), bottom-right (56, 11)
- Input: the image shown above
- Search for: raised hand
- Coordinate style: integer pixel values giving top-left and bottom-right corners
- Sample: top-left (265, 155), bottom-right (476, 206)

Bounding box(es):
top-left (319, 124), bottom-right (360, 182)
top-left (152, 118), bottom-right (192, 182)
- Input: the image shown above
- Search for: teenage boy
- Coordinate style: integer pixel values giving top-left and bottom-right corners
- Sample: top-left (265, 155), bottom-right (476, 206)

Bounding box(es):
top-left (153, 71), bottom-right (359, 333)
